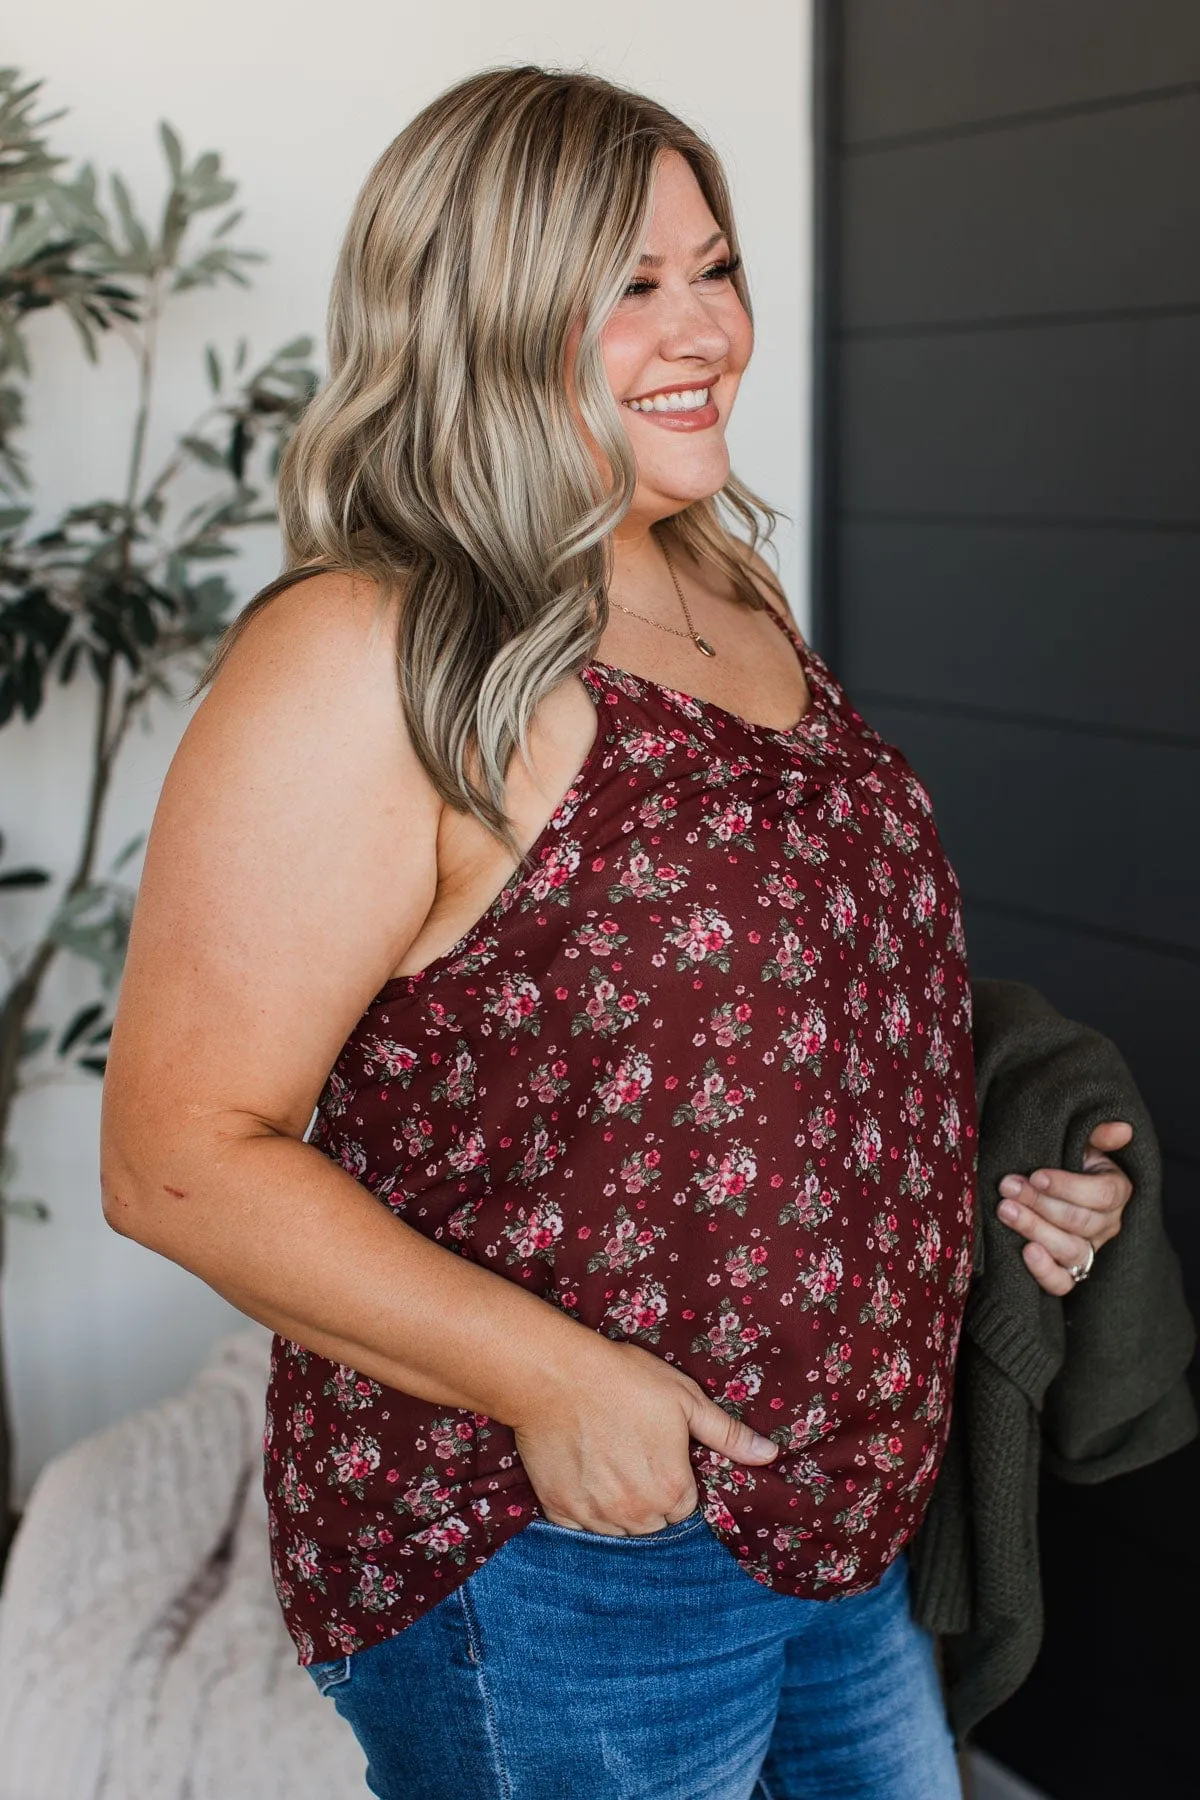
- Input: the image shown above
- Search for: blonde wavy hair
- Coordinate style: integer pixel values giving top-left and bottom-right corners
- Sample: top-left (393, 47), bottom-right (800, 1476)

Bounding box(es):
top-left (198, 63), bottom-right (788, 862)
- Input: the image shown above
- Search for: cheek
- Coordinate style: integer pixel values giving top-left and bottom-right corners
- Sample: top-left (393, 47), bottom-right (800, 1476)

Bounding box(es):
top-left (599, 315), bottom-right (652, 395)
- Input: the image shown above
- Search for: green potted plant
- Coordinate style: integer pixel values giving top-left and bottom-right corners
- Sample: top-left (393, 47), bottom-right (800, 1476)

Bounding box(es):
top-left (0, 66), bottom-right (318, 1571)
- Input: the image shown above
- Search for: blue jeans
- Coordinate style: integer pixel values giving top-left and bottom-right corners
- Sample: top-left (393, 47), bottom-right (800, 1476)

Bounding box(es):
top-left (305, 1509), bottom-right (960, 1799)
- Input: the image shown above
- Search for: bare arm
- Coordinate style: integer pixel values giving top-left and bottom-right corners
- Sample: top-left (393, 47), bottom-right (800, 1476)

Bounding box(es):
top-left (101, 572), bottom-right (776, 1532)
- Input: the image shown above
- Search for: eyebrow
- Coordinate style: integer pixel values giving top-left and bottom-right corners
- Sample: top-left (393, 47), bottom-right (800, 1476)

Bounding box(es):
top-left (637, 230), bottom-right (729, 269)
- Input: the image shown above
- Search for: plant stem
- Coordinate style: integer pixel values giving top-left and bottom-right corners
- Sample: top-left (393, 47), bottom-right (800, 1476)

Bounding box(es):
top-left (124, 272), bottom-right (161, 516)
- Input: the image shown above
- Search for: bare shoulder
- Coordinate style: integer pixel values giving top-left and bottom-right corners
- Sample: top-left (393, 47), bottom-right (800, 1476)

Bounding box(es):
top-left (730, 539), bottom-right (806, 642)
top-left (106, 565), bottom-right (442, 1145)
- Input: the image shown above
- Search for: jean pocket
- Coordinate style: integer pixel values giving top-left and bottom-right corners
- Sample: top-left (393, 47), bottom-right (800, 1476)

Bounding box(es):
top-left (529, 1504), bottom-right (705, 1543)
top-left (305, 1653), bottom-right (353, 1695)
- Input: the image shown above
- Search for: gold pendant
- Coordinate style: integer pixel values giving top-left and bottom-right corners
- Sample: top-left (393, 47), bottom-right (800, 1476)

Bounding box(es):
top-left (695, 636), bottom-right (717, 658)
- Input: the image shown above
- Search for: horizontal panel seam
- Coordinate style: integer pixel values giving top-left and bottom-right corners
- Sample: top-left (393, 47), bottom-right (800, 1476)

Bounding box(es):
top-left (963, 894), bottom-right (1200, 966)
top-left (842, 510), bottom-right (1200, 536)
top-left (841, 301), bottom-right (1200, 342)
top-left (852, 689), bottom-right (1200, 751)
top-left (841, 80), bottom-right (1200, 158)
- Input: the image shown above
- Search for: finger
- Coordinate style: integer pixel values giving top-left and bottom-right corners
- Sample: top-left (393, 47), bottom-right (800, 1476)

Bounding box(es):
top-left (1002, 1181), bottom-right (1117, 1242)
top-left (1087, 1119), bottom-right (1134, 1150)
top-left (1018, 1164), bottom-right (1130, 1212)
top-left (1022, 1239), bottom-right (1077, 1298)
top-left (995, 1194), bottom-right (1093, 1269)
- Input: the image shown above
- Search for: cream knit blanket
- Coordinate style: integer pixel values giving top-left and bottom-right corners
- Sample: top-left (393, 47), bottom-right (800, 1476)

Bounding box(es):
top-left (0, 1326), bottom-right (368, 1800)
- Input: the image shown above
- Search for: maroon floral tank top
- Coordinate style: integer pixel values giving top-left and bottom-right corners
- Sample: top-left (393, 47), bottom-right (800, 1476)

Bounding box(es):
top-left (263, 605), bottom-right (978, 1665)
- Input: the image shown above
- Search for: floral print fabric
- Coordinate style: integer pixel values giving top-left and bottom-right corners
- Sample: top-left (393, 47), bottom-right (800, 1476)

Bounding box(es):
top-left (264, 607), bottom-right (978, 1665)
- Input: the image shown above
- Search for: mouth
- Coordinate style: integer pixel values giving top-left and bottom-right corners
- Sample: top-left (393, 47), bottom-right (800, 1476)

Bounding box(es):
top-left (623, 378), bottom-right (720, 431)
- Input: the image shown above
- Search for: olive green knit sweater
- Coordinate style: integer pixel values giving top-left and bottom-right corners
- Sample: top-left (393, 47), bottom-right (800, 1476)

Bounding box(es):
top-left (908, 977), bottom-right (1197, 1744)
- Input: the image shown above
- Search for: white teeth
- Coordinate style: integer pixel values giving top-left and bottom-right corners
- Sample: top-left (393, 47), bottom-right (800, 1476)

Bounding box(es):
top-left (627, 387), bottom-right (710, 413)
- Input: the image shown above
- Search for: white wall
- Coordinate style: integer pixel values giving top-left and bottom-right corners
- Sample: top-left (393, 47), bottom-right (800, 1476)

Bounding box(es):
top-left (1, 0), bottom-right (812, 1506)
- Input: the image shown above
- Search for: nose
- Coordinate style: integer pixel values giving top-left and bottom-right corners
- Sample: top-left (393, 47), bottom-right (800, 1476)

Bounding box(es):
top-left (656, 279), bottom-right (731, 365)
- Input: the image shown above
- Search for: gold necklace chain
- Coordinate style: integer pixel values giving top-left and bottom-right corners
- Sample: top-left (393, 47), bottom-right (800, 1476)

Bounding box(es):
top-left (609, 540), bottom-right (718, 658)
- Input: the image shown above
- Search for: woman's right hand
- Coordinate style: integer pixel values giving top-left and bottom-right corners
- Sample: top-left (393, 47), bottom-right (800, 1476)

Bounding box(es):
top-left (512, 1335), bottom-right (779, 1536)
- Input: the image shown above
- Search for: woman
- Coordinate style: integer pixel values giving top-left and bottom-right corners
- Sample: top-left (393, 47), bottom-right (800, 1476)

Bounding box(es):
top-left (100, 66), bottom-right (1135, 1800)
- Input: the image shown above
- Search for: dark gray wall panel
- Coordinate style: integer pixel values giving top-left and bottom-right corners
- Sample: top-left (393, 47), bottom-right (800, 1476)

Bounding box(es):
top-left (962, 906), bottom-right (1199, 1161)
top-left (842, 94), bottom-right (1200, 328)
top-left (861, 705), bottom-right (1200, 954)
top-left (841, 316), bottom-right (1200, 521)
top-left (837, 521), bottom-right (1200, 740)
top-left (842, 0), bottom-right (1200, 145)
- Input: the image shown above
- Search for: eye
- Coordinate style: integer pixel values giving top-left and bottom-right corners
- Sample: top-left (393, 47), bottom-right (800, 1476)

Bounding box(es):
top-left (621, 254), bottom-right (741, 300)
top-left (700, 255), bottom-right (741, 282)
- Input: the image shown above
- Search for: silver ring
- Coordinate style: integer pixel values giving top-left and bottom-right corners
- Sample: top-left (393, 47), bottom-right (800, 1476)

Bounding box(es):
top-left (1068, 1241), bottom-right (1097, 1284)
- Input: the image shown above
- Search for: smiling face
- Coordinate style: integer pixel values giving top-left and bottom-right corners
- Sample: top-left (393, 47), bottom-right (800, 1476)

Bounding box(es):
top-left (568, 148), bottom-right (754, 543)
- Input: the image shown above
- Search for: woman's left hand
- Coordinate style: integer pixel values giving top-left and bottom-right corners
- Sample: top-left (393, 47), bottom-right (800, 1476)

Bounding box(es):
top-left (995, 1119), bottom-right (1135, 1297)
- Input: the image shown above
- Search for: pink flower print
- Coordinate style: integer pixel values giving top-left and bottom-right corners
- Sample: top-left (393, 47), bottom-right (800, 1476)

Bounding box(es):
top-left (604, 1279), bottom-right (669, 1343)
top-left (725, 1243), bottom-right (771, 1288)
top-left (915, 1218), bottom-right (942, 1275)
top-left (841, 1036), bottom-right (875, 1098)
top-left (507, 1116), bottom-right (566, 1185)
top-left (796, 1245), bottom-right (845, 1311)
top-left (901, 1082), bottom-right (926, 1128)
top-left (622, 725), bottom-right (678, 770)
top-left (772, 1399), bottom-right (829, 1451)
top-left (285, 1533), bottom-right (327, 1588)
top-left (572, 967), bottom-right (648, 1038)
top-left (872, 1347), bottom-right (913, 1407)
top-left (916, 1367), bottom-right (946, 1427)
top-left (763, 924), bottom-right (822, 989)
top-left (412, 1514), bottom-right (472, 1562)
top-left (805, 1105), bottom-right (839, 1150)
top-left (721, 1364), bottom-right (764, 1410)
top-left (822, 1340), bottom-right (853, 1385)
top-left (502, 1199), bottom-right (564, 1265)
top-left (925, 1017), bottom-right (952, 1079)
top-left (870, 1211), bottom-right (900, 1254)
top-left (590, 1050), bottom-right (654, 1123)
top-left (672, 1057), bottom-right (755, 1132)
top-left (813, 1549), bottom-right (861, 1588)
top-left (522, 840), bottom-right (582, 907)
top-left (664, 906), bottom-right (734, 971)
top-left (703, 794), bottom-right (755, 847)
top-left (825, 780), bottom-right (860, 833)
top-left (691, 1297), bottom-right (771, 1364)
top-left (446, 1125), bottom-right (488, 1176)
top-left (868, 1432), bottom-right (908, 1473)
top-left (835, 1481), bottom-right (882, 1537)
top-left (908, 869), bottom-right (939, 934)
top-left (618, 1145), bottom-right (663, 1194)
top-left (691, 1143), bottom-right (758, 1216)
top-left (779, 1004), bottom-right (827, 1075)
top-left (429, 1417), bottom-right (479, 1461)
top-left (881, 804), bottom-right (920, 856)
top-left (859, 1268), bottom-right (904, 1330)
top-left (900, 1140), bottom-right (935, 1205)
top-left (852, 1114), bottom-right (884, 1182)
top-left (782, 817), bottom-right (830, 866)
top-left (330, 1432), bottom-right (382, 1498)
top-left (883, 989), bottom-right (912, 1055)
top-left (586, 1204), bottom-right (665, 1275)
top-left (528, 1058), bottom-right (571, 1104)
top-left (778, 1167), bottom-right (836, 1230)
top-left (280, 1458), bottom-right (312, 1514)
top-left (869, 854), bottom-right (896, 897)
top-left (611, 839), bottom-right (691, 901)
top-left (869, 910), bottom-right (902, 973)
top-left (709, 998), bottom-right (754, 1047)
top-left (929, 961), bottom-right (947, 1007)
top-left (362, 1036), bottom-right (420, 1084)
top-left (825, 878), bottom-right (858, 942)
top-left (484, 974), bottom-right (542, 1036)
top-left (939, 1093), bottom-right (963, 1150)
